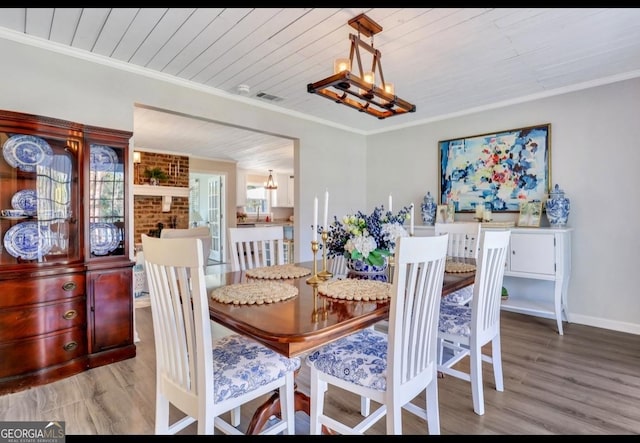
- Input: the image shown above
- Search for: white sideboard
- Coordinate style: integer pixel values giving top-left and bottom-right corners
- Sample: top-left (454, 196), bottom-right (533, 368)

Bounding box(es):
top-left (414, 224), bottom-right (572, 335)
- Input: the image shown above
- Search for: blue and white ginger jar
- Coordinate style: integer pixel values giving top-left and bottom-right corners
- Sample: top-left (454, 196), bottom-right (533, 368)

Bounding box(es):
top-left (346, 258), bottom-right (388, 282)
top-left (421, 191), bottom-right (437, 226)
top-left (545, 184), bottom-right (570, 227)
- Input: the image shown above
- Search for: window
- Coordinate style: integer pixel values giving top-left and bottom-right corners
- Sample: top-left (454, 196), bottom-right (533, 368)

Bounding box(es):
top-left (245, 184), bottom-right (267, 214)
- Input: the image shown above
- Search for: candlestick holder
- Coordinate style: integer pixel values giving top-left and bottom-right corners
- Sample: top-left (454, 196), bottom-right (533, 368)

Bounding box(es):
top-left (306, 240), bottom-right (323, 285)
top-left (322, 296), bottom-right (328, 320)
top-left (311, 285), bottom-right (320, 322)
top-left (387, 253), bottom-right (395, 284)
top-left (318, 230), bottom-right (333, 280)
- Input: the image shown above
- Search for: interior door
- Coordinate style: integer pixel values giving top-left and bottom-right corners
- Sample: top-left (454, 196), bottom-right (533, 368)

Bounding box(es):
top-left (207, 175), bottom-right (223, 262)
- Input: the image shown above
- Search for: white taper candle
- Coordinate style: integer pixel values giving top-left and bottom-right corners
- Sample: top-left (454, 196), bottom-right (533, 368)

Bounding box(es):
top-left (410, 203), bottom-right (415, 236)
top-left (313, 196), bottom-right (318, 242)
top-left (388, 193), bottom-right (393, 212)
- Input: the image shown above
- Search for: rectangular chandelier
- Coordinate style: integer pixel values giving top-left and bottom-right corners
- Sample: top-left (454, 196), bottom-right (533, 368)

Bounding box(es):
top-left (307, 13), bottom-right (416, 120)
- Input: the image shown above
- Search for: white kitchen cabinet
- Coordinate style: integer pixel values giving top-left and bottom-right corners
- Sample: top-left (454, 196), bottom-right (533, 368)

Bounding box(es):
top-left (500, 227), bottom-right (572, 335)
top-left (273, 173), bottom-right (294, 207)
top-left (236, 169), bottom-right (247, 207)
top-left (287, 175), bottom-right (294, 207)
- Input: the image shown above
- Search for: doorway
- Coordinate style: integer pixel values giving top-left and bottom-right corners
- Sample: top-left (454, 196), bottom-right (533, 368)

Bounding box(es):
top-left (189, 173), bottom-right (225, 264)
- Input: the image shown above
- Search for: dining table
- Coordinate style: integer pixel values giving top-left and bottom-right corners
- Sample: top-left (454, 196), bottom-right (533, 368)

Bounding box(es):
top-left (206, 259), bottom-right (476, 434)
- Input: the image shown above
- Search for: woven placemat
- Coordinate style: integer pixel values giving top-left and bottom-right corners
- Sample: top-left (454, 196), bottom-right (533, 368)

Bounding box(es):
top-left (244, 264), bottom-right (311, 280)
top-left (210, 281), bottom-right (298, 305)
top-left (445, 261), bottom-right (476, 273)
top-left (318, 279), bottom-right (391, 301)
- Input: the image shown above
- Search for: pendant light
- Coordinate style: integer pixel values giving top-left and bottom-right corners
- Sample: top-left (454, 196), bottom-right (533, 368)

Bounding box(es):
top-left (265, 170), bottom-right (278, 190)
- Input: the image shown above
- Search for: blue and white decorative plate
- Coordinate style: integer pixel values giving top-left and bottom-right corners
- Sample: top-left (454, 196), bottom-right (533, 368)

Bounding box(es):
top-left (3, 222), bottom-right (52, 260)
top-left (11, 189), bottom-right (37, 215)
top-left (2, 135), bottom-right (53, 172)
top-left (90, 144), bottom-right (118, 172)
top-left (90, 222), bottom-right (120, 255)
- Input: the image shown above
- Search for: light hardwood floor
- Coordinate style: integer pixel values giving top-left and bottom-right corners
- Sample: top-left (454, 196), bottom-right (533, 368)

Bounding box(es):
top-left (1, 268), bottom-right (639, 435)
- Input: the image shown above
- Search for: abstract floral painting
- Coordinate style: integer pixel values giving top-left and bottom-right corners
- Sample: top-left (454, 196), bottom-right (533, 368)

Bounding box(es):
top-left (439, 124), bottom-right (550, 212)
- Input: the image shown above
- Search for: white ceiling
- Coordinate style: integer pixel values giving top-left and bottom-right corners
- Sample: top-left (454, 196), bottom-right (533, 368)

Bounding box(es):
top-left (1, 8), bottom-right (640, 175)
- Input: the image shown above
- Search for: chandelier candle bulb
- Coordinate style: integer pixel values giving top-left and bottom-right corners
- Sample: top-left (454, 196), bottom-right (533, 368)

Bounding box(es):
top-left (334, 58), bottom-right (350, 74)
top-left (382, 83), bottom-right (394, 105)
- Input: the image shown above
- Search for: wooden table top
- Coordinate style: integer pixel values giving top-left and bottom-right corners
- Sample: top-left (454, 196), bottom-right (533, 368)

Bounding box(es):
top-left (207, 260), bottom-right (475, 358)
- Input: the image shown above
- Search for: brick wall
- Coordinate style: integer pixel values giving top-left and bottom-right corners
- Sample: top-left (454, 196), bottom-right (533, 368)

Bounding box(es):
top-left (133, 151), bottom-right (190, 244)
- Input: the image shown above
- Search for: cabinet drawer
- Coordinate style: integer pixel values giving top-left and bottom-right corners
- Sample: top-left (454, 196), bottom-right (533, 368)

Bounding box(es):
top-left (0, 274), bottom-right (85, 308)
top-left (0, 328), bottom-right (86, 379)
top-left (0, 298), bottom-right (86, 342)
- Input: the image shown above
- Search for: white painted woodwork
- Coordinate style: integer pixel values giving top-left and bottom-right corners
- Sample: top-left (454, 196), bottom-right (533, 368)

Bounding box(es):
top-left (414, 224), bottom-right (572, 335)
top-left (0, 8), bottom-right (638, 155)
top-left (273, 173), bottom-right (294, 208)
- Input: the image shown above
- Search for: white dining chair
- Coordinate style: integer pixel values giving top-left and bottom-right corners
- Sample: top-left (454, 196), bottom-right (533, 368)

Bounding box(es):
top-left (437, 229), bottom-right (511, 416)
top-left (434, 221), bottom-right (481, 305)
top-left (228, 226), bottom-right (286, 271)
top-left (306, 234), bottom-right (449, 435)
top-left (328, 254), bottom-right (347, 278)
top-left (160, 226), bottom-right (212, 268)
top-left (141, 234), bottom-right (300, 435)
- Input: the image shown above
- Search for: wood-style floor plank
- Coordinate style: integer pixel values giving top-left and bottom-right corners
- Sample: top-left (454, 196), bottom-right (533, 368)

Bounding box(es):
top-left (1, 282), bottom-right (639, 435)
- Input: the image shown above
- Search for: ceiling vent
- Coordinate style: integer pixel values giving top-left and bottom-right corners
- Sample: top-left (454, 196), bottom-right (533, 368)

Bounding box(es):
top-left (256, 92), bottom-right (284, 102)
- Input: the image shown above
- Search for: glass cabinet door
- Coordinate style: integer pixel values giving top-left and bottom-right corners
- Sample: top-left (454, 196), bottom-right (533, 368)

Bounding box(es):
top-left (0, 131), bottom-right (80, 265)
top-left (88, 143), bottom-right (126, 258)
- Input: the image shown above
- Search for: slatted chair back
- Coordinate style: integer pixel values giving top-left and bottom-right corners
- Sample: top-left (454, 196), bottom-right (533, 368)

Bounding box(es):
top-left (227, 226), bottom-right (285, 271)
top-left (434, 222), bottom-right (481, 259)
top-left (160, 226), bottom-right (212, 268)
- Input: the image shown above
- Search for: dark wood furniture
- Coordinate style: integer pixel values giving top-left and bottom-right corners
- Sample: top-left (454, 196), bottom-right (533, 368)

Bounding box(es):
top-left (207, 261), bottom-right (475, 433)
top-left (0, 110), bottom-right (136, 395)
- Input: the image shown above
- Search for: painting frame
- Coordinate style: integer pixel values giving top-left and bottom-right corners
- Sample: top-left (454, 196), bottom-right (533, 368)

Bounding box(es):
top-left (517, 201), bottom-right (543, 227)
top-left (439, 123), bottom-right (551, 213)
top-left (436, 205), bottom-right (449, 224)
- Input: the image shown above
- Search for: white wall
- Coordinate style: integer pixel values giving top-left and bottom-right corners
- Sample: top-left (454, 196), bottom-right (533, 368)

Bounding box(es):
top-left (367, 78), bottom-right (640, 334)
top-left (0, 36), bottom-right (638, 334)
top-left (0, 37), bottom-right (367, 265)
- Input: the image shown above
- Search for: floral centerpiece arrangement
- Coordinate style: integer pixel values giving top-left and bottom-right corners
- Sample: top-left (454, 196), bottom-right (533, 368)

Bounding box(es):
top-left (324, 205), bottom-right (412, 268)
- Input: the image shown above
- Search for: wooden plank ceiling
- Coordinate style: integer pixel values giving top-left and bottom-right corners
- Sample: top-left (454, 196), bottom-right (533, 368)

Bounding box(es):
top-left (0, 8), bottom-right (639, 173)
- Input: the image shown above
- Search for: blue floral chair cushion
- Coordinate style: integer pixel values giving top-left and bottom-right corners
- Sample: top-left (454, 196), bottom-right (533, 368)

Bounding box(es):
top-left (441, 284), bottom-right (474, 306)
top-left (305, 328), bottom-right (388, 391)
top-left (438, 302), bottom-right (472, 337)
top-left (213, 334), bottom-right (301, 403)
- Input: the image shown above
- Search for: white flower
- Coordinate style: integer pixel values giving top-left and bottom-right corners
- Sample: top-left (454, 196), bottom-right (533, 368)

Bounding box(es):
top-left (381, 223), bottom-right (409, 254)
top-left (345, 235), bottom-right (377, 260)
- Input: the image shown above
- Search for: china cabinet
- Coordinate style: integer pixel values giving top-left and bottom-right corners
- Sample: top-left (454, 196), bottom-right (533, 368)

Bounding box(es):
top-left (0, 110), bottom-right (135, 394)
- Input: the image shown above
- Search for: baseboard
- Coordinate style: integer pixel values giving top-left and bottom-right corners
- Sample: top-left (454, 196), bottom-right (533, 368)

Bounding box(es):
top-left (569, 313), bottom-right (640, 336)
